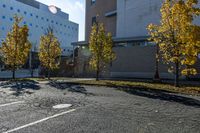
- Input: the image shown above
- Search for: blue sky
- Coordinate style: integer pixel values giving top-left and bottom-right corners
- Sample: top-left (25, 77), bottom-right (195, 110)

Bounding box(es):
top-left (36, 0), bottom-right (85, 41)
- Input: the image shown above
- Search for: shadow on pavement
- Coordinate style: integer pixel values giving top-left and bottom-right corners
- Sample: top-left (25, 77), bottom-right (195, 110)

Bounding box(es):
top-left (46, 80), bottom-right (200, 108)
top-left (0, 80), bottom-right (40, 96)
top-left (111, 84), bottom-right (200, 108)
top-left (106, 78), bottom-right (200, 87)
top-left (48, 81), bottom-right (94, 96)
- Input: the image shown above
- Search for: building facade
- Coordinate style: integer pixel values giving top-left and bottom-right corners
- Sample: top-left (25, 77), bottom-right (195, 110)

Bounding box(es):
top-left (116, 0), bottom-right (161, 38)
top-left (112, 0), bottom-right (167, 78)
top-left (85, 0), bottom-right (117, 41)
top-left (74, 0), bottom-right (200, 79)
top-left (0, 0), bottom-right (79, 55)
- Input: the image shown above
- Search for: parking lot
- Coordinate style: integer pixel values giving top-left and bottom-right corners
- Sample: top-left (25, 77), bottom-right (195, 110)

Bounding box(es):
top-left (0, 80), bottom-right (200, 133)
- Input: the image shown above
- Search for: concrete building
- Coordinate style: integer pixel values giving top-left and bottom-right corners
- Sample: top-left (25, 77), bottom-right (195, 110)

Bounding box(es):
top-left (85, 0), bottom-right (117, 40)
top-left (74, 0), bottom-right (200, 79)
top-left (0, 0), bottom-right (78, 55)
top-left (112, 0), bottom-right (170, 78)
top-left (0, 0), bottom-right (79, 78)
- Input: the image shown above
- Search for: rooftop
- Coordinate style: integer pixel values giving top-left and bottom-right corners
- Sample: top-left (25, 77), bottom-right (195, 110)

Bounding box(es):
top-left (14, 0), bottom-right (69, 19)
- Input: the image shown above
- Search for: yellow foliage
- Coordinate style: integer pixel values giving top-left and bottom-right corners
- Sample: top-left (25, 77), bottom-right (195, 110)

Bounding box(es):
top-left (38, 28), bottom-right (61, 70)
top-left (147, 0), bottom-right (200, 76)
top-left (181, 68), bottom-right (197, 75)
top-left (89, 23), bottom-right (116, 72)
top-left (1, 15), bottom-right (31, 70)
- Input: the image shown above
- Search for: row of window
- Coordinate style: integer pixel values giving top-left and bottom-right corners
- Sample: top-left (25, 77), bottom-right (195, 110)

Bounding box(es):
top-left (1, 26), bottom-right (76, 38)
top-left (1, 4), bottom-right (78, 31)
top-left (115, 41), bottom-right (155, 47)
top-left (1, 16), bottom-right (77, 35)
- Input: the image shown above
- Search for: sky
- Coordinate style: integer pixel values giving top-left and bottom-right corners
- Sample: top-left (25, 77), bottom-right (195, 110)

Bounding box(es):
top-left (36, 0), bottom-right (85, 41)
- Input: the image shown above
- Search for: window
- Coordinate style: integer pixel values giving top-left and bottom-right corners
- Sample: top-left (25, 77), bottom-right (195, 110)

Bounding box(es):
top-left (2, 4), bottom-right (6, 8)
top-left (23, 21), bottom-right (27, 24)
top-left (30, 13), bottom-right (33, 16)
top-left (51, 20), bottom-right (54, 23)
top-left (36, 25), bottom-right (39, 28)
top-left (92, 16), bottom-right (97, 25)
top-left (2, 16), bottom-right (6, 19)
top-left (24, 11), bottom-right (27, 15)
top-left (10, 18), bottom-right (13, 21)
top-left (2, 27), bottom-right (5, 30)
top-left (10, 7), bottom-right (13, 10)
top-left (17, 9), bottom-right (20, 12)
top-left (46, 19), bottom-right (49, 22)
top-left (41, 17), bottom-right (44, 20)
top-left (29, 23), bottom-right (33, 26)
top-left (91, 0), bottom-right (96, 5)
top-left (36, 15), bottom-right (38, 18)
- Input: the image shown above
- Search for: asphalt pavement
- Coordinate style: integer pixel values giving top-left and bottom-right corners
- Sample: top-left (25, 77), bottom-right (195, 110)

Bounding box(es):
top-left (0, 80), bottom-right (199, 133)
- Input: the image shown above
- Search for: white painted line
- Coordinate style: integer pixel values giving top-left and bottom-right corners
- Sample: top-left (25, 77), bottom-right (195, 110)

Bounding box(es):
top-left (0, 101), bottom-right (24, 108)
top-left (3, 109), bottom-right (76, 133)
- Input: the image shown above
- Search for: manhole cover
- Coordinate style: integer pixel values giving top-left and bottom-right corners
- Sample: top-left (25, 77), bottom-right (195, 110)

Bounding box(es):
top-left (53, 104), bottom-right (72, 109)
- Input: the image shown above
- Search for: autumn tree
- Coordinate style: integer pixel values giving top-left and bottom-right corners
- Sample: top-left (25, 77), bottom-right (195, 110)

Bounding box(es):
top-left (39, 27), bottom-right (61, 79)
top-left (147, 0), bottom-right (200, 87)
top-left (1, 15), bottom-right (31, 79)
top-left (89, 23), bottom-right (116, 81)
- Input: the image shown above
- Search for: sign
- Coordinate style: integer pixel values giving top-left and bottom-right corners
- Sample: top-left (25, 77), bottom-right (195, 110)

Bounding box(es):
top-left (48, 5), bottom-right (57, 14)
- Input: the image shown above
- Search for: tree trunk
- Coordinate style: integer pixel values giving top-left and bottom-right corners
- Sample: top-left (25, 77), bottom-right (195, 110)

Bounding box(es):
top-left (96, 62), bottom-right (100, 81)
top-left (31, 69), bottom-right (34, 78)
top-left (175, 61), bottom-right (179, 87)
top-left (29, 51), bottom-right (34, 78)
top-left (96, 69), bottom-right (99, 81)
top-left (154, 67), bottom-right (160, 81)
top-left (154, 44), bottom-right (160, 82)
top-left (12, 68), bottom-right (15, 79)
top-left (48, 69), bottom-right (50, 80)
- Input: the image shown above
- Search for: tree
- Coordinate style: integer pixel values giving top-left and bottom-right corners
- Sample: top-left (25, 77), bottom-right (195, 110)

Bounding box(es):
top-left (39, 27), bottom-right (61, 79)
top-left (1, 15), bottom-right (31, 79)
top-left (147, 0), bottom-right (200, 87)
top-left (89, 23), bottom-right (116, 81)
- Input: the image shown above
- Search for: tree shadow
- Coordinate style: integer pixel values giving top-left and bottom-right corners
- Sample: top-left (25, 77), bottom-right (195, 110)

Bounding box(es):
top-left (0, 80), bottom-right (40, 96)
top-left (105, 82), bottom-right (200, 108)
top-left (107, 78), bottom-right (200, 88)
top-left (48, 81), bottom-right (94, 96)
